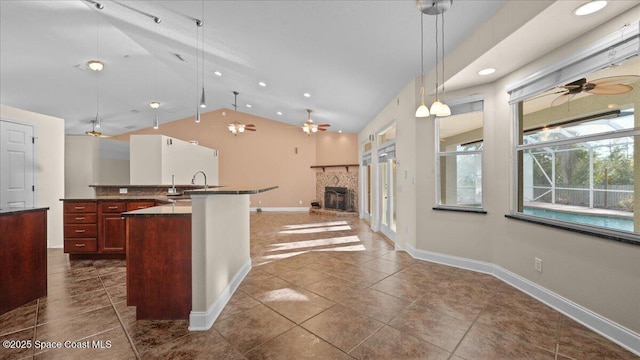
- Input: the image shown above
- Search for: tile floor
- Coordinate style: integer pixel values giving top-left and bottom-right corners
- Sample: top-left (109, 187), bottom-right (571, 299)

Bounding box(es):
top-left (1, 212), bottom-right (637, 359)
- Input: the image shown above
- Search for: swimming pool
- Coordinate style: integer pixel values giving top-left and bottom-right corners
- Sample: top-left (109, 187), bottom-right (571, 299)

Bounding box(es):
top-left (523, 207), bottom-right (634, 232)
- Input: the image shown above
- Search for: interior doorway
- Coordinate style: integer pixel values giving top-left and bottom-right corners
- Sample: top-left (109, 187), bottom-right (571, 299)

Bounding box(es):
top-left (0, 119), bottom-right (36, 208)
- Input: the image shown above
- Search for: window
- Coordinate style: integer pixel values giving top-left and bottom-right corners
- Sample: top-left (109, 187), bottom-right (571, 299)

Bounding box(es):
top-left (510, 23), bottom-right (640, 240)
top-left (436, 99), bottom-right (484, 209)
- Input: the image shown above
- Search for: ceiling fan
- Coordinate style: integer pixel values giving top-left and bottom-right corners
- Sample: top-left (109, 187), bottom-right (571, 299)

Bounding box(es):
top-left (226, 91), bottom-right (256, 136)
top-left (547, 75), bottom-right (639, 106)
top-left (85, 120), bottom-right (114, 138)
top-left (302, 109), bottom-right (330, 135)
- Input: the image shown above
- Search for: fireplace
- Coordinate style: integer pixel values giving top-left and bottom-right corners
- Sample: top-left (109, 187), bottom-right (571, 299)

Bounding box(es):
top-left (324, 187), bottom-right (348, 210)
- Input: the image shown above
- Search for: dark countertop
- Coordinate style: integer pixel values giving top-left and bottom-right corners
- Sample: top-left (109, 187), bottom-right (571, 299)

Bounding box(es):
top-left (0, 207), bottom-right (49, 215)
top-left (186, 185), bottom-right (279, 195)
top-left (60, 196), bottom-right (186, 202)
top-left (121, 202), bottom-right (192, 217)
top-left (89, 184), bottom-right (223, 189)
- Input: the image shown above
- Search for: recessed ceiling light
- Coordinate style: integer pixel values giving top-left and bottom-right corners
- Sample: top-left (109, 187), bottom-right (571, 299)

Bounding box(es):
top-left (258, 81), bottom-right (266, 87)
top-left (87, 60), bottom-right (104, 72)
top-left (338, 130), bottom-right (343, 133)
top-left (246, 104), bottom-right (252, 108)
top-left (148, 101), bottom-right (160, 109)
top-left (574, 1), bottom-right (607, 16)
top-left (478, 68), bottom-right (496, 76)
top-left (213, 71), bottom-right (222, 76)
top-left (303, 92), bottom-right (311, 98)
top-left (277, 111), bottom-right (283, 115)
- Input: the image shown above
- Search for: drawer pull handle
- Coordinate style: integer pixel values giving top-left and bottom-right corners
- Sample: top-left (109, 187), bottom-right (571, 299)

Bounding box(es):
top-left (74, 244), bottom-right (86, 247)
top-left (75, 217), bottom-right (85, 220)
top-left (74, 206), bottom-right (85, 210)
top-left (108, 206), bottom-right (119, 209)
top-left (75, 229), bottom-right (86, 233)
top-left (137, 206), bottom-right (146, 209)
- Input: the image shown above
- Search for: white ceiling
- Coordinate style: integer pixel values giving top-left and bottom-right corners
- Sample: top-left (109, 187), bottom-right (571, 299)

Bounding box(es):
top-left (0, 1), bottom-right (637, 137)
top-left (0, 0), bottom-right (504, 135)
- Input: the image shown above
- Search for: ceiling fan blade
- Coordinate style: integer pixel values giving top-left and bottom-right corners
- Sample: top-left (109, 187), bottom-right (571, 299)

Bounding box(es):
top-left (98, 134), bottom-right (115, 138)
top-left (527, 89), bottom-right (568, 102)
top-left (317, 124), bottom-right (331, 127)
top-left (245, 128), bottom-right (257, 131)
top-left (245, 124), bottom-right (256, 128)
top-left (562, 78), bottom-right (587, 90)
top-left (587, 84), bottom-right (633, 95)
top-left (589, 75), bottom-right (640, 87)
top-left (318, 128), bottom-right (328, 132)
top-left (551, 93), bottom-right (575, 107)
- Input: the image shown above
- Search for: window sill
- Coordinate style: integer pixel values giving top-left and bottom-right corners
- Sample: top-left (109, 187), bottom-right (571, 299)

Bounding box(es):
top-left (505, 213), bottom-right (640, 246)
top-left (433, 206), bottom-right (487, 214)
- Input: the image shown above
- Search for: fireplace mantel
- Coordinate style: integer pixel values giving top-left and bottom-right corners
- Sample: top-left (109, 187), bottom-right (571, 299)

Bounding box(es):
top-left (310, 164), bottom-right (359, 172)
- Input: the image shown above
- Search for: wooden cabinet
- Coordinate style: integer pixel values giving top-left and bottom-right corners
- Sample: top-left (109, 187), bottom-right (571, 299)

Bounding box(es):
top-left (63, 199), bottom-right (157, 256)
top-left (126, 214), bottom-right (192, 319)
top-left (63, 201), bottom-right (98, 254)
top-left (99, 202), bottom-right (126, 253)
top-left (1, 208), bottom-right (48, 315)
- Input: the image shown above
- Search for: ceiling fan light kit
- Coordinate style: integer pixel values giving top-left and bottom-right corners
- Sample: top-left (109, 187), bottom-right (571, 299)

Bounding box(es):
top-left (227, 91), bottom-right (257, 135)
top-left (302, 109), bottom-right (330, 135)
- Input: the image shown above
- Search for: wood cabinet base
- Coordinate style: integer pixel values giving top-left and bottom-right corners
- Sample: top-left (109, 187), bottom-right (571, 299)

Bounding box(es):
top-left (0, 209), bottom-right (47, 315)
top-left (126, 216), bottom-right (191, 320)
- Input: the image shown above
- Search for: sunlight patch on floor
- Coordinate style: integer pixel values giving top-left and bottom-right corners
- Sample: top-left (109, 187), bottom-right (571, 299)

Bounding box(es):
top-left (269, 235), bottom-right (361, 252)
top-left (318, 244), bottom-right (367, 252)
top-left (260, 288), bottom-right (310, 303)
top-left (281, 221), bottom-right (349, 230)
top-left (279, 225), bottom-right (352, 234)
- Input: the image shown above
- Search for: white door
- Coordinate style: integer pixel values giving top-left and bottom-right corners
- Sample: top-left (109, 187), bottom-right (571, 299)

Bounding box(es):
top-left (379, 158), bottom-right (397, 241)
top-left (0, 120), bottom-right (35, 208)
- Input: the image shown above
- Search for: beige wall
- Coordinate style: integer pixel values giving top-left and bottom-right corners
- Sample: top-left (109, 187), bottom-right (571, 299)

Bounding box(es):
top-left (362, 5), bottom-right (640, 335)
top-left (118, 110), bottom-right (358, 208)
top-left (316, 131), bottom-right (358, 165)
top-left (98, 158), bottom-right (129, 184)
top-left (65, 135), bottom-right (99, 198)
top-left (0, 105), bottom-right (65, 248)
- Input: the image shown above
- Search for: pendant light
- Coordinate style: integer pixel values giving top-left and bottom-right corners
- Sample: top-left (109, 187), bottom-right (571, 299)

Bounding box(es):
top-left (417, 0), bottom-right (452, 117)
top-left (415, 13), bottom-right (429, 117)
top-left (194, 18), bottom-right (203, 123)
top-left (438, 10), bottom-right (451, 117)
top-left (199, 0), bottom-right (206, 109)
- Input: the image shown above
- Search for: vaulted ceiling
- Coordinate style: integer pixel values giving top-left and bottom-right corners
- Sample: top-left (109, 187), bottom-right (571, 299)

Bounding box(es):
top-left (0, 1), bottom-right (637, 136)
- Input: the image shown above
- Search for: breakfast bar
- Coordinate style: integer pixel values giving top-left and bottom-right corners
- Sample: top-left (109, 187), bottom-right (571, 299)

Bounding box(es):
top-left (122, 185), bottom-right (277, 330)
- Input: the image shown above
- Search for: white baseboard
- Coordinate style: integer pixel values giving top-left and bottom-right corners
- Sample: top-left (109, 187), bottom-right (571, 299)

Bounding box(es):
top-left (404, 243), bottom-right (640, 356)
top-left (188, 259), bottom-right (252, 331)
top-left (250, 207), bottom-right (309, 212)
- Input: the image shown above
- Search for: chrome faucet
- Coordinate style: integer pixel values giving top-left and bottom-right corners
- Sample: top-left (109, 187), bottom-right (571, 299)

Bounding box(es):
top-left (191, 171), bottom-right (208, 190)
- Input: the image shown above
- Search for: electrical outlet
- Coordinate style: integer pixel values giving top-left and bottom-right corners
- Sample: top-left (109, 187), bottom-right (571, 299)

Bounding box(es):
top-left (299, 200), bottom-right (303, 205)
top-left (534, 257), bottom-right (542, 273)
top-left (119, 188), bottom-right (128, 194)
top-left (258, 200), bottom-right (262, 205)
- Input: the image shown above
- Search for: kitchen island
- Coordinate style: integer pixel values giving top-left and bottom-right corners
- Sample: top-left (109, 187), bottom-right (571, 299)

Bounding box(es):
top-left (0, 207), bottom-right (48, 315)
top-left (122, 185), bottom-right (277, 329)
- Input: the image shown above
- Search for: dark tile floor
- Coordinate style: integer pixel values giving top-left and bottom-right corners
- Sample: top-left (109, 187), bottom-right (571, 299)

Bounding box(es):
top-left (1, 212), bottom-right (637, 359)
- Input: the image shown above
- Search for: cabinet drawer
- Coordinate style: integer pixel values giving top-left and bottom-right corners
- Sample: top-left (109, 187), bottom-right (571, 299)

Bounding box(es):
top-left (126, 202), bottom-right (155, 211)
top-left (64, 224), bottom-right (97, 238)
top-left (64, 202), bottom-right (97, 213)
top-left (64, 239), bottom-right (98, 253)
top-left (100, 202), bottom-right (126, 213)
top-left (64, 214), bottom-right (97, 224)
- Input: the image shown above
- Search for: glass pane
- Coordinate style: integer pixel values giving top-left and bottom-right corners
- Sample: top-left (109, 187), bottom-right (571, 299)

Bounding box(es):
top-left (521, 136), bottom-right (635, 233)
top-left (439, 153), bottom-right (482, 207)
top-left (380, 162), bottom-right (388, 226)
top-left (438, 111), bottom-right (483, 152)
top-left (378, 125), bottom-right (396, 146)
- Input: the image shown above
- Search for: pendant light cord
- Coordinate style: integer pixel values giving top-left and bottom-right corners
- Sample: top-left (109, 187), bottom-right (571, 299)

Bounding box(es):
top-left (420, 13), bottom-right (424, 89)
top-left (434, 12), bottom-right (439, 101)
top-left (201, 0), bottom-right (205, 89)
top-left (96, 11), bottom-right (100, 125)
top-left (195, 21), bottom-right (199, 109)
top-left (441, 11), bottom-right (446, 101)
